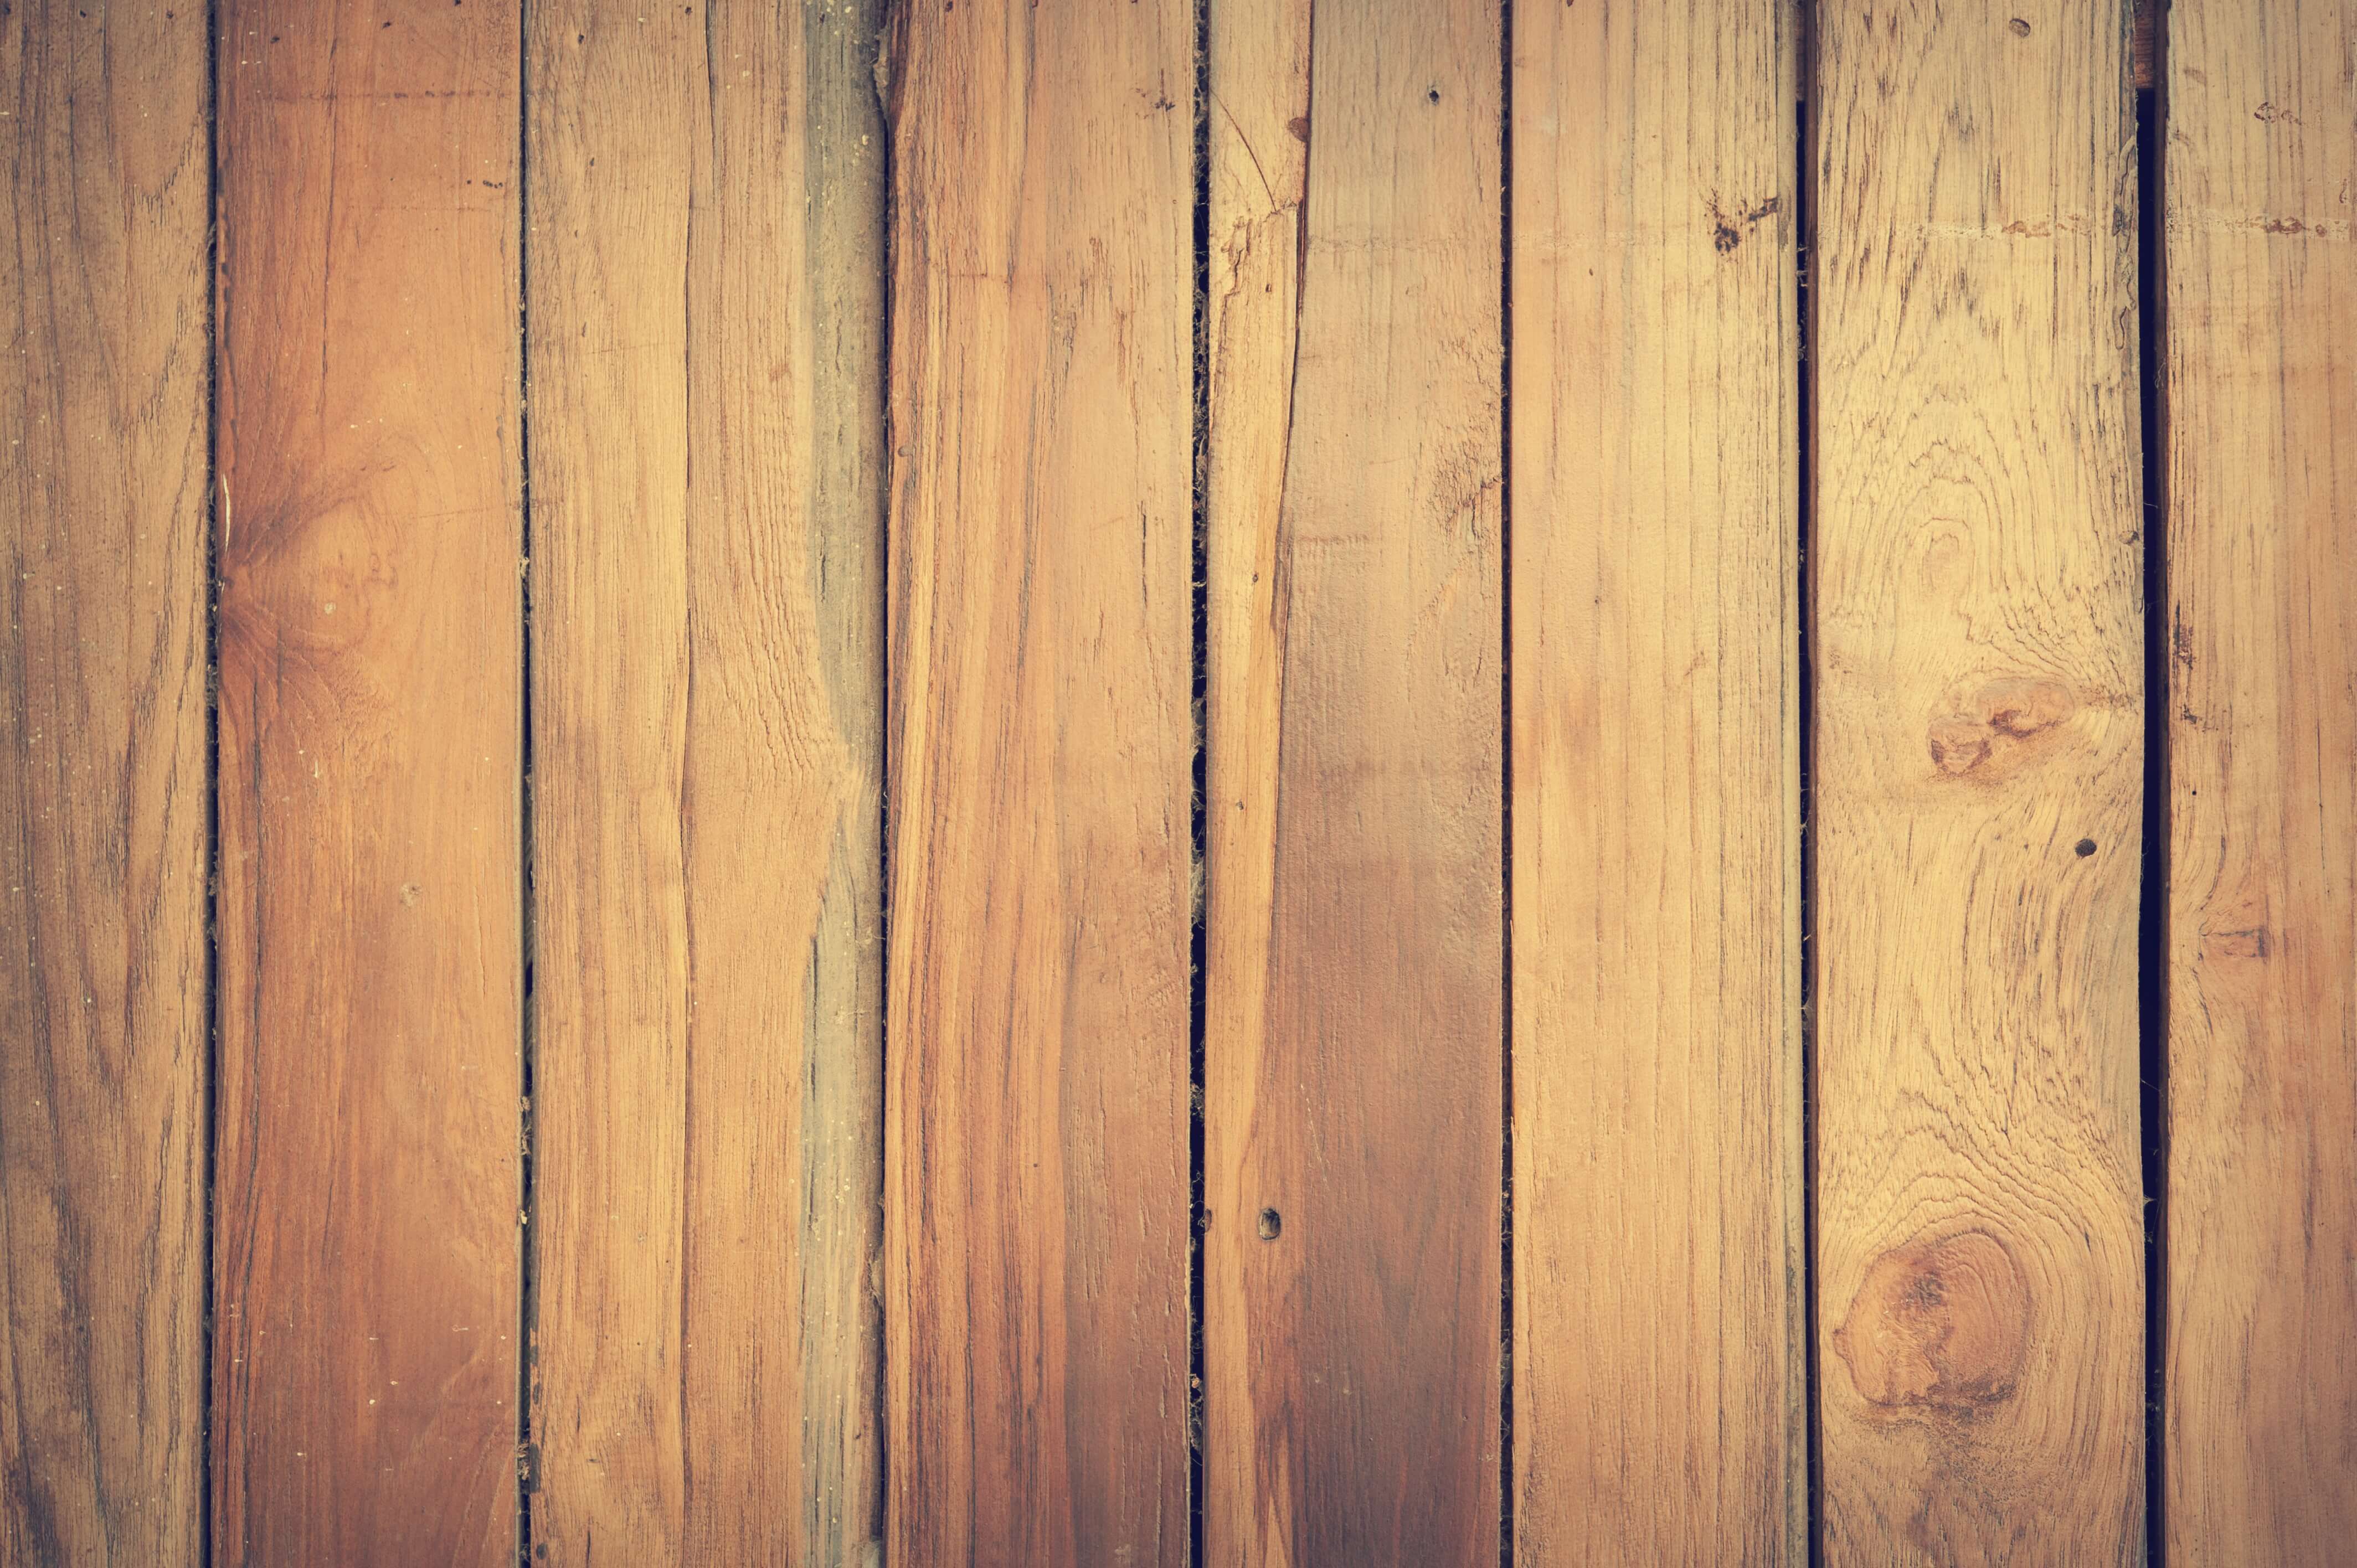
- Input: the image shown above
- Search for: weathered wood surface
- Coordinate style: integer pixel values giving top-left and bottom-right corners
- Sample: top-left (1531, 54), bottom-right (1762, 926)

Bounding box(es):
top-left (1, 4), bottom-right (211, 1561)
top-left (1203, 1), bottom-right (1505, 1561)
top-left (2164, 0), bottom-right (2357, 1557)
top-left (1810, 3), bottom-right (2147, 1562)
top-left (1510, 2), bottom-right (1804, 1562)
top-left (213, 1), bottom-right (525, 1560)
top-left (524, 1), bottom-right (887, 1559)
top-left (884, 0), bottom-right (1196, 1561)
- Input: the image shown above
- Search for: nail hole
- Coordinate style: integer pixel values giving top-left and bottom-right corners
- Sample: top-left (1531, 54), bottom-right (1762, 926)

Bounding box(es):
top-left (1257, 1208), bottom-right (1282, 1241)
top-left (2075, 838), bottom-right (2098, 857)
top-left (1426, 87), bottom-right (1441, 103)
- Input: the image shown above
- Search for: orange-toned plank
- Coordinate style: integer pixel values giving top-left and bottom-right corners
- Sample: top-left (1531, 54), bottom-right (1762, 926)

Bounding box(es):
top-left (1510, 2), bottom-right (1804, 1562)
top-left (213, 2), bottom-right (523, 1560)
top-left (2164, 0), bottom-right (2357, 1556)
top-left (524, 0), bottom-right (886, 1557)
top-left (883, 1), bottom-right (1195, 1561)
top-left (1, 5), bottom-right (210, 1560)
top-left (1811, 3), bottom-right (2147, 1562)
top-left (1202, 2), bottom-right (1504, 1561)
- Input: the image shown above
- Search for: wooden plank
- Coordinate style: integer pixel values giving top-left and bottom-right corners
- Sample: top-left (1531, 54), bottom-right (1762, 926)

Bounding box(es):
top-left (883, 1), bottom-right (1195, 1561)
top-left (212, 2), bottom-right (524, 1561)
top-left (1810, 4), bottom-right (2147, 1561)
top-left (1202, 1), bottom-right (1504, 1561)
top-left (1509, 2), bottom-right (1803, 1562)
top-left (524, 0), bottom-right (886, 1558)
top-left (2163, 0), bottom-right (2357, 1556)
top-left (1, 5), bottom-right (210, 1561)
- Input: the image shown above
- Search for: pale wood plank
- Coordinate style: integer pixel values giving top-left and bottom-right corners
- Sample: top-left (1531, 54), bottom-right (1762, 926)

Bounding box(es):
top-left (1510, 2), bottom-right (1804, 1561)
top-left (883, 1), bottom-right (1195, 1560)
top-left (1202, 1), bottom-right (1504, 1561)
top-left (1, 5), bottom-right (210, 1560)
top-left (2164, 0), bottom-right (2357, 1557)
top-left (213, 2), bottom-right (524, 1559)
top-left (523, 1), bottom-right (887, 1558)
top-left (1811, 3), bottom-right (2147, 1561)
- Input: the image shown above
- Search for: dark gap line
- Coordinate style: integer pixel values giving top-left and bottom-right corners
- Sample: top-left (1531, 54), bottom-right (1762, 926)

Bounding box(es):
top-left (1187, 0), bottom-right (1212, 1560)
top-left (2135, 9), bottom-right (2170, 1562)
top-left (201, 1), bottom-right (224, 1562)
top-left (513, 5), bottom-right (539, 1560)
top-left (869, 6), bottom-right (897, 1558)
top-left (1496, 1), bottom-right (1516, 1565)
top-left (1795, 0), bottom-right (1823, 1556)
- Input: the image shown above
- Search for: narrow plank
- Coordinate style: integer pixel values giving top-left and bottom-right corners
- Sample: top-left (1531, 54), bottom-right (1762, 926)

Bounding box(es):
top-left (1, 5), bottom-right (210, 1561)
top-left (1202, 1), bottom-right (1504, 1560)
top-left (213, 2), bottom-right (524, 1561)
top-left (1811, 4), bottom-right (2147, 1561)
top-left (525, 0), bottom-right (887, 1557)
top-left (883, 0), bottom-right (1195, 1561)
top-left (1510, 2), bottom-right (1803, 1562)
top-left (2164, 0), bottom-right (2357, 1556)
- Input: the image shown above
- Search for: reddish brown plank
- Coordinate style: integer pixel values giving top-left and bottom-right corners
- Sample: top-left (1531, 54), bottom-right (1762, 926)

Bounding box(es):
top-left (1202, 1), bottom-right (1505, 1561)
top-left (1, 4), bottom-right (210, 1561)
top-left (883, 0), bottom-right (1196, 1561)
top-left (213, 2), bottom-right (524, 1560)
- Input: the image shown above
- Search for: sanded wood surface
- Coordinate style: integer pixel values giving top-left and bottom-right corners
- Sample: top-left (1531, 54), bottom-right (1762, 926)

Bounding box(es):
top-left (524, 3), bottom-right (887, 1561)
top-left (1, 5), bottom-right (211, 1561)
top-left (212, 1), bottom-right (524, 1561)
top-left (1810, 4), bottom-right (2147, 1562)
top-left (2163, 0), bottom-right (2357, 1557)
top-left (1202, 2), bottom-right (1504, 1562)
top-left (883, 1), bottom-right (1195, 1561)
top-left (1510, 3), bottom-right (1803, 1563)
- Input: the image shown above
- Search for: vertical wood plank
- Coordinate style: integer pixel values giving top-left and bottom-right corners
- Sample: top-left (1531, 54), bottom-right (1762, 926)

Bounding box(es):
top-left (213, 2), bottom-right (524, 1561)
top-left (1812, 4), bottom-right (2146, 1562)
top-left (1510, 2), bottom-right (1804, 1562)
top-left (1, 5), bottom-right (210, 1561)
top-left (1202, 1), bottom-right (1504, 1561)
top-left (2164, 1), bottom-right (2357, 1556)
top-left (525, 0), bottom-right (887, 1558)
top-left (883, 0), bottom-right (1195, 1561)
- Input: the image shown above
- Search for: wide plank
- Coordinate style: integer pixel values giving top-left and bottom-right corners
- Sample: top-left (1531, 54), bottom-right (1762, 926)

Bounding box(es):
top-left (213, 2), bottom-right (524, 1560)
top-left (1810, 3), bottom-right (2147, 1561)
top-left (1, 5), bottom-right (210, 1561)
top-left (883, 1), bottom-right (1196, 1561)
top-left (1202, 2), bottom-right (1505, 1561)
top-left (524, 0), bottom-right (887, 1558)
top-left (1510, 2), bottom-right (1804, 1562)
top-left (2164, 0), bottom-right (2357, 1556)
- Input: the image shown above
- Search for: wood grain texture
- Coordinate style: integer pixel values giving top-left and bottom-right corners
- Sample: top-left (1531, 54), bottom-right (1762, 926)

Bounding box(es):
top-left (2163, 0), bottom-right (2357, 1557)
top-left (1811, 4), bottom-right (2147, 1562)
top-left (883, 1), bottom-right (1194, 1561)
top-left (1, 6), bottom-right (210, 1561)
top-left (1202, 1), bottom-right (1503, 1561)
top-left (213, 2), bottom-right (523, 1561)
top-left (525, 0), bottom-right (887, 1559)
top-left (1510, 3), bottom-right (1803, 1562)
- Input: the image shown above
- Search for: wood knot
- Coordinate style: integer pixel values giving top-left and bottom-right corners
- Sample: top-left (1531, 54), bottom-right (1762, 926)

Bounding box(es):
top-left (1833, 1230), bottom-right (2028, 1416)
top-left (1926, 678), bottom-right (2076, 782)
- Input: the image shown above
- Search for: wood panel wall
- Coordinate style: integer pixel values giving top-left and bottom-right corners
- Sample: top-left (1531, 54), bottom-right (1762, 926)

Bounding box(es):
top-left (3, 2), bottom-right (2353, 1564)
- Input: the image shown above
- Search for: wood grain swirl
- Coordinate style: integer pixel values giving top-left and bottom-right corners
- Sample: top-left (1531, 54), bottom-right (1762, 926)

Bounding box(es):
top-left (2, 4), bottom-right (210, 1561)
top-left (213, 2), bottom-right (524, 1560)
top-left (1812, 4), bottom-right (2147, 1562)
